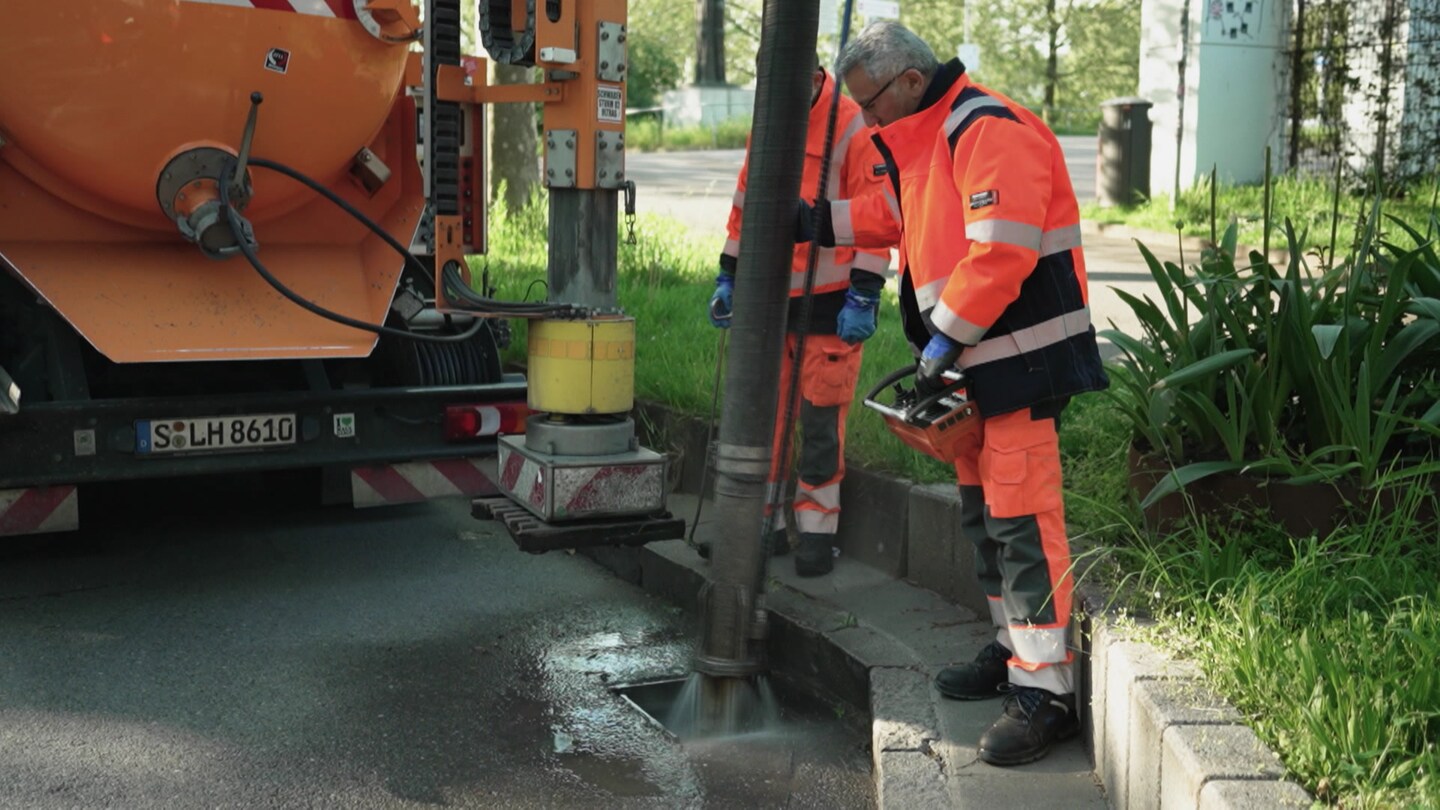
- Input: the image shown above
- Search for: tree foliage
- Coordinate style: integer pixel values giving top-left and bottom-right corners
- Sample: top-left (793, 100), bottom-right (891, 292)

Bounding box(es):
top-left (625, 0), bottom-right (1138, 133)
top-left (901, 0), bottom-right (1139, 132)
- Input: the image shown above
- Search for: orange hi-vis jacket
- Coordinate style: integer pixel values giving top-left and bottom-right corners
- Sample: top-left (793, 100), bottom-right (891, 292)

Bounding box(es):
top-left (831, 60), bottom-right (1108, 415)
top-left (723, 70), bottom-right (890, 331)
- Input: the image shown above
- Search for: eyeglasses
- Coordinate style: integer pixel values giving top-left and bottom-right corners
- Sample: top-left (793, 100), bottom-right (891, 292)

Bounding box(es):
top-left (857, 70), bottom-right (907, 111)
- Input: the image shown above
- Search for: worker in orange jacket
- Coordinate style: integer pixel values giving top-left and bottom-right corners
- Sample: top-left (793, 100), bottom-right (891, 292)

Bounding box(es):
top-left (707, 60), bottom-right (891, 577)
top-left (802, 21), bottom-right (1109, 765)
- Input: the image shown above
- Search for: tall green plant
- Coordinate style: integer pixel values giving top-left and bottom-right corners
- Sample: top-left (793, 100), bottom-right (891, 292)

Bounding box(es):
top-left (1104, 199), bottom-right (1440, 507)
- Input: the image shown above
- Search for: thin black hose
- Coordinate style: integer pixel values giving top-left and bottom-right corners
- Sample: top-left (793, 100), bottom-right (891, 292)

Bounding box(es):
top-left (218, 170), bottom-right (487, 343)
top-left (239, 157), bottom-right (570, 317)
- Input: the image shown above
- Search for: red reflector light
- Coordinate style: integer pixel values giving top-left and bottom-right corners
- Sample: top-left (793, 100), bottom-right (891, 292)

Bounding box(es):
top-left (443, 402), bottom-right (529, 442)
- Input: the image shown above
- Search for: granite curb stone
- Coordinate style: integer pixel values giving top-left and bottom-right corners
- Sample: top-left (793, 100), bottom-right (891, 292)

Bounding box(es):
top-left (622, 402), bottom-right (1314, 808)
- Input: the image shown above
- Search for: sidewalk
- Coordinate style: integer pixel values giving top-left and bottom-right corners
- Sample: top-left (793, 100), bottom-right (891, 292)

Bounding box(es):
top-left (582, 406), bottom-right (1316, 809)
top-left (591, 492), bottom-right (1108, 808)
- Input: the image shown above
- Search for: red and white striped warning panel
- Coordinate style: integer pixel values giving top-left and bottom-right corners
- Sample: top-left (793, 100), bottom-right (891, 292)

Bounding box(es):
top-left (181, 0), bottom-right (359, 19)
top-left (350, 458), bottom-right (500, 508)
top-left (497, 438), bottom-right (667, 522)
top-left (0, 486), bottom-right (79, 537)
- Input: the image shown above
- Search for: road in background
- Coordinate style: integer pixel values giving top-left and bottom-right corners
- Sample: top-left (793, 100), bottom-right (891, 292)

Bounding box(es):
top-left (627, 135), bottom-right (1154, 359)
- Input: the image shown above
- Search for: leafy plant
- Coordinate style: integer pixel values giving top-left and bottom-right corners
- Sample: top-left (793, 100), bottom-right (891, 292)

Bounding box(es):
top-left (1103, 196), bottom-right (1440, 507)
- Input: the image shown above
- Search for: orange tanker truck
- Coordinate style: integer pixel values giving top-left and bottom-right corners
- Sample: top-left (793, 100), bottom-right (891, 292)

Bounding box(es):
top-left (0, 0), bottom-right (680, 549)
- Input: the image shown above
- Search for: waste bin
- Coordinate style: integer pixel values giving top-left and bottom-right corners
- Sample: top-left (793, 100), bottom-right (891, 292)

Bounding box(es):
top-left (1097, 97), bottom-right (1153, 207)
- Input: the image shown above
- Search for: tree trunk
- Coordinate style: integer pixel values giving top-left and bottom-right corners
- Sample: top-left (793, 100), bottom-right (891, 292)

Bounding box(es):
top-left (488, 62), bottom-right (539, 211)
top-left (696, 0), bottom-right (726, 86)
top-left (1043, 0), bottom-right (1060, 126)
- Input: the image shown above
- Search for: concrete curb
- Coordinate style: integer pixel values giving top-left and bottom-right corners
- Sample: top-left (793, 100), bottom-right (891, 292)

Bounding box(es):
top-left (622, 402), bottom-right (1313, 808)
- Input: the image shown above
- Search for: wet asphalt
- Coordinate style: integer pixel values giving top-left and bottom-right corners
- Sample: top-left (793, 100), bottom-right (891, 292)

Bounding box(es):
top-left (0, 474), bottom-right (873, 808)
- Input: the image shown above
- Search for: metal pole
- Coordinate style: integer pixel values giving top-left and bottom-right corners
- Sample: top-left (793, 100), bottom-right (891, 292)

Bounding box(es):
top-left (1289, 0), bottom-right (1306, 172)
top-left (548, 190), bottom-right (619, 309)
top-left (1174, 0), bottom-right (1191, 203)
top-left (696, 0), bottom-right (819, 677)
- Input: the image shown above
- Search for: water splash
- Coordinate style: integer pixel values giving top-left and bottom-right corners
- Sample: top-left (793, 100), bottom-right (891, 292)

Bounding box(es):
top-left (662, 672), bottom-right (784, 739)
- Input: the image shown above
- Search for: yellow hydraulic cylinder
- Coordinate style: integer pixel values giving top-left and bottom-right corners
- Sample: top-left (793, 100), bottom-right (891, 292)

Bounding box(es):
top-left (527, 317), bottom-right (635, 415)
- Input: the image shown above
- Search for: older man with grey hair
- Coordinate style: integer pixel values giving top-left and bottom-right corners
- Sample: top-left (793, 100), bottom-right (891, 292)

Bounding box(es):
top-left (802, 20), bottom-right (1108, 766)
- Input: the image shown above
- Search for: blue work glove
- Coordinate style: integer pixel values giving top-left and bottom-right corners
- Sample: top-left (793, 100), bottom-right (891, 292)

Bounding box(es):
top-left (708, 273), bottom-right (734, 328)
top-left (836, 288), bottom-right (880, 344)
top-left (795, 199), bottom-right (836, 247)
top-left (916, 333), bottom-right (965, 396)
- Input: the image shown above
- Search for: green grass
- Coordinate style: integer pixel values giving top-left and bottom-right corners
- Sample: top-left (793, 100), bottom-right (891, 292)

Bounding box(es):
top-left (1081, 174), bottom-right (1440, 259)
top-left (480, 191), bottom-right (955, 483)
top-left (1109, 485), bottom-right (1440, 809)
top-left (481, 194), bottom-right (1439, 807)
top-left (626, 115), bottom-right (751, 152)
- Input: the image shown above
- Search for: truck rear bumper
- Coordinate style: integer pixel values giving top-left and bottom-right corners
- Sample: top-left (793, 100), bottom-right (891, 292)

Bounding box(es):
top-left (0, 376), bottom-right (527, 489)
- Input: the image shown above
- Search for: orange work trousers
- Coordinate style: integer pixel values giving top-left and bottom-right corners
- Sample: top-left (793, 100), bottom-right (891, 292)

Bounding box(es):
top-left (952, 405), bottom-right (1075, 695)
top-left (767, 333), bottom-right (864, 540)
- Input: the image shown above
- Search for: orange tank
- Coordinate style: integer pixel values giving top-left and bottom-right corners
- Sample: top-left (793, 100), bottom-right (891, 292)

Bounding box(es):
top-left (0, 0), bottom-right (423, 362)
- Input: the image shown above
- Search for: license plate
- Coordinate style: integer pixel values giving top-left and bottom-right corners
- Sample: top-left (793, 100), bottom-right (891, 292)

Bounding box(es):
top-left (136, 414), bottom-right (297, 455)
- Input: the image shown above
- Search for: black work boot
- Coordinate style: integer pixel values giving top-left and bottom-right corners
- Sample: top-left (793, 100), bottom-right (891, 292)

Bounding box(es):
top-left (793, 533), bottom-right (833, 577)
top-left (977, 686), bottom-right (1079, 766)
top-left (935, 641), bottom-right (1012, 699)
top-left (696, 529), bottom-right (788, 560)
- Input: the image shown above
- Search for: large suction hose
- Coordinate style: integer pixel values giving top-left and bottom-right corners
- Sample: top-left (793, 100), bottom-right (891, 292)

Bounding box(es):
top-left (696, 0), bottom-right (824, 677)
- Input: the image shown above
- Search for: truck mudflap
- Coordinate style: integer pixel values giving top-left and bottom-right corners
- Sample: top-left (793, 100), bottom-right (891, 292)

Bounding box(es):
top-left (0, 376), bottom-right (528, 492)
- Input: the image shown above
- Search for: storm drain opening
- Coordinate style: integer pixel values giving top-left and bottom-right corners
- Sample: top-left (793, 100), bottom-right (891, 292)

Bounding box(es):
top-left (612, 672), bottom-right (868, 744)
top-left (612, 674), bottom-right (776, 739)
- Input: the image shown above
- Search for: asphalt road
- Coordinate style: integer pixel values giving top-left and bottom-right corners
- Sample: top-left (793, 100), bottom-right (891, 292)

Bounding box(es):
top-left (624, 135), bottom-right (1099, 239)
top-left (0, 474), bottom-right (872, 808)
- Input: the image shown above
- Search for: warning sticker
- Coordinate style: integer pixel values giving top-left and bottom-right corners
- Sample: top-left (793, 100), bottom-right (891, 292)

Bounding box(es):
top-left (597, 85), bottom-right (623, 123)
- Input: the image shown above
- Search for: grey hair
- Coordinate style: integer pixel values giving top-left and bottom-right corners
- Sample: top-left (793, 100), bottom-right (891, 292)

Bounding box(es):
top-left (835, 20), bottom-right (939, 83)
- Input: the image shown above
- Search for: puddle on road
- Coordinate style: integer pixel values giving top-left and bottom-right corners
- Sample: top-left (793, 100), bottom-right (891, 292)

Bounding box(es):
top-left (509, 605), bottom-right (874, 807)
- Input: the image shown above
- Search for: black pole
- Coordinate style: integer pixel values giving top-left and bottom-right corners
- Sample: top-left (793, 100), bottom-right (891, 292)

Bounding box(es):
top-left (1174, 0), bottom-right (1191, 202)
top-left (696, 0), bottom-right (819, 677)
top-left (1289, 0), bottom-right (1306, 172)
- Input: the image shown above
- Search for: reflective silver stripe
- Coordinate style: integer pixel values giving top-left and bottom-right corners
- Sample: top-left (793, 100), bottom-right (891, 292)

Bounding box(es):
top-left (960, 307), bottom-right (1093, 368)
top-left (943, 95), bottom-right (1008, 139)
top-left (1039, 223), bottom-right (1082, 256)
top-left (1008, 625), bottom-right (1070, 665)
top-left (987, 597), bottom-right (1007, 629)
top-left (966, 218), bottom-right (1042, 252)
top-left (790, 251), bottom-right (850, 292)
top-left (930, 300), bottom-right (988, 345)
top-left (796, 481), bottom-right (841, 512)
top-left (722, 238), bottom-right (741, 258)
top-left (852, 251), bottom-right (890, 275)
top-left (914, 276), bottom-right (947, 310)
top-left (831, 199), bottom-right (856, 246)
top-left (883, 186), bottom-right (901, 224)
top-left (796, 510), bottom-right (839, 535)
top-left (827, 116), bottom-right (867, 198)
top-left (1009, 661), bottom-right (1074, 695)
top-left (732, 189), bottom-right (746, 209)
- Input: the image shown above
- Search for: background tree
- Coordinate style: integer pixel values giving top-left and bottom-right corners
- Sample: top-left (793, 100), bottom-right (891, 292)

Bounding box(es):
top-left (488, 64), bottom-right (540, 211)
top-left (902, 0), bottom-right (1138, 132)
top-left (696, 0), bottom-right (726, 85)
top-left (461, 1), bottom-right (538, 209)
top-left (629, 0), bottom-right (690, 106)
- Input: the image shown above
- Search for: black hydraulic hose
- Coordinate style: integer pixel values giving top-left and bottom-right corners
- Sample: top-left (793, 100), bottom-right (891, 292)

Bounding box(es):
top-left (218, 172), bottom-right (485, 343)
top-left (236, 157), bottom-right (571, 318)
